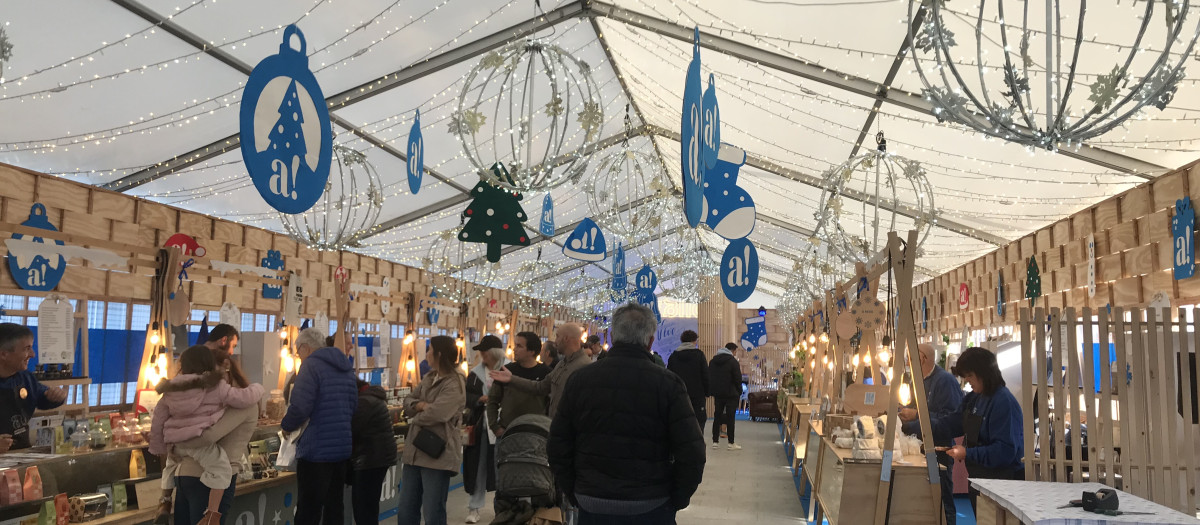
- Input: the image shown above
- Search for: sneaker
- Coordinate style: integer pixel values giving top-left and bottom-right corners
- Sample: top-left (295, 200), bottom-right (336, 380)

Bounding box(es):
top-left (728, 443), bottom-right (742, 451)
top-left (712, 443), bottom-right (719, 449)
top-left (466, 510), bottom-right (481, 524)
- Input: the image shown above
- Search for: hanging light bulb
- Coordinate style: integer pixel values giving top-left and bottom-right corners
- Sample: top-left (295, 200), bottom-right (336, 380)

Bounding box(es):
top-left (580, 331), bottom-right (588, 343)
top-left (822, 355), bottom-right (829, 364)
top-left (886, 368), bottom-right (894, 382)
top-left (810, 360), bottom-right (816, 369)
top-left (282, 354), bottom-right (295, 373)
top-left (279, 325), bottom-right (289, 340)
top-left (456, 337), bottom-right (465, 349)
top-left (495, 321), bottom-right (503, 332)
top-left (279, 348), bottom-right (289, 359)
top-left (878, 350), bottom-right (890, 363)
top-left (403, 331), bottom-right (415, 345)
top-left (899, 383), bottom-right (912, 406)
top-left (505, 323), bottom-right (511, 331)
top-left (852, 353), bottom-right (861, 367)
top-left (405, 359), bottom-right (416, 372)
top-left (807, 334), bottom-right (816, 344)
top-left (819, 334), bottom-right (829, 343)
top-left (459, 360), bottom-right (469, 373)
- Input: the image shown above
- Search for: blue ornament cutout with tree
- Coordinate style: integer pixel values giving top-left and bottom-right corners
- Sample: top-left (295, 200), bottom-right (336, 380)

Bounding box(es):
top-left (997, 272), bottom-right (1006, 318)
top-left (240, 25), bottom-right (333, 215)
top-left (6, 203), bottom-right (65, 292)
top-left (407, 109), bottom-right (424, 194)
top-left (720, 238), bottom-right (759, 303)
top-left (701, 144), bottom-right (756, 240)
top-left (539, 194), bottom-right (555, 237)
top-left (1173, 196), bottom-right (1195, 280)
top-left (562, 217), bottom-right (607, 262)
top-left (701, 73), bottom-right (721, 170)
top-left (261, 250), bottom-right (285, 299)
top-left (680, 27), bottom-right (705, 228)
top-left (740, 316), bottom-right (767, 351)
top-left (611, 243), bottom-right (627, 292)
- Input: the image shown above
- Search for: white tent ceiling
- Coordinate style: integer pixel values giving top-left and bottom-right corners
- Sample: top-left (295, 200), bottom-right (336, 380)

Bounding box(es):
top-left (2, 0), bottom-right (1197, 309)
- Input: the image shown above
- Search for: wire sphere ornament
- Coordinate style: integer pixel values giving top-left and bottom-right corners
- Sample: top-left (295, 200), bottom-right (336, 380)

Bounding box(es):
top-left (280, 145), bottom-right (383, 250)
top-left (512, 258), bottom-right (559, 318)
top-left (451, 38), bottom-right (603, 193)
top-left (587, 148), bottom-right (671, 240)
top-left (812, 133), bottom-right (935, 263)
top-left (909, 0), bottom-right (1200, 151)
top-left (422, 228), bottom-right (497, 304)
top-left (654, 233), bottom-right (718, 303)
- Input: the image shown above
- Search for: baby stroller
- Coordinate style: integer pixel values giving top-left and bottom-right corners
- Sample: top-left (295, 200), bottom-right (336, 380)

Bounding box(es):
top-left (492, 414), bottom-right (559, 525)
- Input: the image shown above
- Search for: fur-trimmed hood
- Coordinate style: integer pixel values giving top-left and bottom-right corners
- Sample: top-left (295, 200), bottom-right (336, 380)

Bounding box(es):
top-left (155, 371), bottom-right (222, 394)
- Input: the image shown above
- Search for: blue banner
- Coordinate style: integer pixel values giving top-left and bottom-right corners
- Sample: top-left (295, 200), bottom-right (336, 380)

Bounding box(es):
top-left (720, 238), bottom-right (759, 303)
top-left (681, 27), bottom-right (705, 228)
top-left (407, 109), bottom-right (424, 194)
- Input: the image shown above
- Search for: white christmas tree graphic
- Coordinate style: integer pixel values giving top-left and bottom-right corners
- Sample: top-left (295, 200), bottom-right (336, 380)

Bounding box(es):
top-left (268, 79), bottom-right (307, 199)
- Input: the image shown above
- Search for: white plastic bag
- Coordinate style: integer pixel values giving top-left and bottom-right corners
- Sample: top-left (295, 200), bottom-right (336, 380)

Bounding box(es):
top-left (275, 423), bottom-right (307, 471)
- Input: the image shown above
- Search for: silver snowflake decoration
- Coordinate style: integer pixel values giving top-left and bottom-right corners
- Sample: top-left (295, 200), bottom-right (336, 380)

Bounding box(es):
top-left (578, 102), bottom-right (603, 140)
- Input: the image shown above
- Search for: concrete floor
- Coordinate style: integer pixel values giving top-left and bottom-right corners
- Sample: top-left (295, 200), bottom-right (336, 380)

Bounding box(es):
top-left (436, 417), bottom-right (806, 524)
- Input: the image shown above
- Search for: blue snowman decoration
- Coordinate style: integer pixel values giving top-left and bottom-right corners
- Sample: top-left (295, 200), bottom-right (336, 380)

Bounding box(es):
top-left (261, 250), bottom-right (285, 299)
top-left (240, 25), bottom-right (333, 215)
top-left (7, 203), bottom-right (66, 292)
top-left (740, 316), bottom-right (768, 351)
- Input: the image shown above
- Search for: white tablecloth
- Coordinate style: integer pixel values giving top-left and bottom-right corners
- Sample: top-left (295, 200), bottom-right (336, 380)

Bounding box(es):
top-left (970, 480), bottom-right (1200, 525)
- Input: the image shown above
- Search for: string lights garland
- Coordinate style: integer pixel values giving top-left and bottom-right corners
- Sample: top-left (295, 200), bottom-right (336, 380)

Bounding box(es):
top-left (279, 145), bottom-right (383, 251)
top-left (422, 228), bottom-right (497, 304)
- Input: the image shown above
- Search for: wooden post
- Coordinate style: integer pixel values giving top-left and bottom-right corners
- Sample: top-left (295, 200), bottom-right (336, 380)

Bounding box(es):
top-left (1020, 307), bottom-right (1035, 481)
top-left (137, 246), bottom-right (181, 390)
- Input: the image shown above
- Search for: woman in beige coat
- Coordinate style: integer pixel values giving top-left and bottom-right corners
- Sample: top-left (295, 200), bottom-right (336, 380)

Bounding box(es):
top-left (397, 335), bottom-right (466, 525)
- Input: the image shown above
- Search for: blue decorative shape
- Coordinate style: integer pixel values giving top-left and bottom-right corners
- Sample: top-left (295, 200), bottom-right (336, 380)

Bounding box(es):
top-left (1174, 196), bottom-right (1195, 280)
top-left (239, 25), bottom-right (333, 214)
top-left (997, 272), bottom-right (1006, 318)
top-left (407, 109), bottom-right (424, 194)
top-left (740, 316), bottom-right (767, 351)
top-left (426, 290), bottom-right (440, 325)
top-left (701, 144), bottom-right (755, 240)
top-left (720, 238), bottom-right (758, 303)
top-left (701, 73), bottom-right (721, 170)
top-left (539, 194), bottom-right (555, 237)
top-left (7, 203), bottom-right (65, 292)
top-left (858, 277), bottom-right (869, 295)
top-left (562, 218), bottom-right (607, 262)
top-left (611, 243), bottom-right (627, 292)
top-left (284, 492), bottom-right (293, 507)
top-left (261, 250), bottom-right (284, 299)
top-left (921, 296), bottom-right (928, 331)
top-left (635, 264), bottom-right (658, 294)
top-left (681, 27), bottom-right (705, 228)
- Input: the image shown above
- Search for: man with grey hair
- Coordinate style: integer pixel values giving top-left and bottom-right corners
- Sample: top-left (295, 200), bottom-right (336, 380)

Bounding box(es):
top-left (490, 322), bottom-right (589, 420)
top-left (548, 303), bottom-right (705, 523)
top-left (281, 327), bottom-right (358, 525)
top-left (898, 343), bottom-right (963, 525)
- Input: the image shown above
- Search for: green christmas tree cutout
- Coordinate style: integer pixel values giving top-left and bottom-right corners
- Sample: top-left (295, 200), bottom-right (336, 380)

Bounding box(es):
top-left (1025, 255), bottom-right (1041, 303)
top-left (459, 163), bottom-right (531, 262)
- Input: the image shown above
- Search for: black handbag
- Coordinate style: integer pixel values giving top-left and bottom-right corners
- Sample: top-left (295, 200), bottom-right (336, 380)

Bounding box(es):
top-left (412, 427), bottom-right (447, 459)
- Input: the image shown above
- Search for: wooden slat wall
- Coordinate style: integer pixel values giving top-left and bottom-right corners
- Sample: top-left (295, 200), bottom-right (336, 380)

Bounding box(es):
top-left (0, 163), bottom-right (563, 330)
top-left (913, 160), bottom-right (1200, 334)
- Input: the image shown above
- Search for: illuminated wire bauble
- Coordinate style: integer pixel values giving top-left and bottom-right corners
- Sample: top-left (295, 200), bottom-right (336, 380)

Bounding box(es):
top-left (812, 134), bottom-right (935, 263)
top-left (422, 229), bottom-right (497, 304)
top-left (654, 233), bottom-right (718, 303)
top-left (910, 0), bottom-right (1199, 151)
top-left (451, 39), bottom-right (602, 193)
top-left (512, 259), bottom-right (559, 318)
top-left (280, 145), bottom-right (383, 250)
top-left (587, 148), bottom-right (671, 240)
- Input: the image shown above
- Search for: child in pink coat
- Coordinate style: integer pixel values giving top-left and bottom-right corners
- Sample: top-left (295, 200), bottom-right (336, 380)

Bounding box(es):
top-left (150, 345), bottom-right (264, 525)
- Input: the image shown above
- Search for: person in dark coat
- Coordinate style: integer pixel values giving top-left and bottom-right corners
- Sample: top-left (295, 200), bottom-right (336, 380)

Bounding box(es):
top-left (945, 347), bottom-right (1024, 514)
top-left (667, 330), bottom-right (709, 433)
top-left (709, 343), bottom-right (742, 450)
top-left (349, 380), bottom-right (398, 525)
top-left (463, 335), bottom-right (508, 523)
top-left (281, 328), bottom-right (358, 525)
top-left (898, 344), bottom-right (964, 525)
top-left (549, 303), bottom-right (706, 524)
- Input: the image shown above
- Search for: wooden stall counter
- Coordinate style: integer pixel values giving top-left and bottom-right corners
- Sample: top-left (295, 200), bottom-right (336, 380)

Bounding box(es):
top-left (972, 479), bottom-right (1200, 525)
top-left (87, 473), bottom-right (297, 525)
top-left (784, 397), bottom-right (816, 469)
top-left (813, 432), bottom-right (941, 525)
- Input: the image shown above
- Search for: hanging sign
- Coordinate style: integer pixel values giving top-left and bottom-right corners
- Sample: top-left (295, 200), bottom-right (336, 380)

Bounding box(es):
top-left (701, 73), bottom-right (721, 170)
top-left (1026, 256), bottom-right (1042, 302)
top-left (611, 243), bottom-right (627, 292)
top-left (740, 316), bottom-right (767, 351)
top-left (720, 238), bottom-right (759, 303)
top-left (239, 25), bottom-right (333, 214)
top-left (7, 204), bottom-right (66, 292)
top-left (36, 295), bottom-right (73, 365)
top-left (702, 144), bottom-right (756, 240)
top-left (997, 273), bottom-right (1006, 319)
top-left (349, 277), bottom-right (392, 315)
top-left (283, 271), bottom-right (303, 327)
top-left (379, 320), bottom-right (391, 356)
top-left (314, 310), bottom-right (329, 334)
top-left (680, 27), bottom-right (705, 228)
top-left (1087, 233), bottom-right (1097, 297)
top-left (407, 109), bottom-right (424, 194)
top-left (539, 194), bottom-right (555, 237)
top-left (958, 283), bottom-right (970, 310)
top-left (1173, 197), bottom-right (1195, 280)
top-left (634, 265), bottom-right (661, 323)
top-left (426, 290), bottom-right (441, 325)
top-left (261, 250), bottom-right (285, 299)
top-left (562, 217), bottom-right (607, 262)
top-left (921, 296), bottom-right (929, 331)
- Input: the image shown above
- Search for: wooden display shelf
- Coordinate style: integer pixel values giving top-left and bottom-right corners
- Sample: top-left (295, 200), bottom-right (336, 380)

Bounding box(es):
top-left (813, 432), bottom-right (940, 525)
top-left (86, 473), bottom-right (297, 525)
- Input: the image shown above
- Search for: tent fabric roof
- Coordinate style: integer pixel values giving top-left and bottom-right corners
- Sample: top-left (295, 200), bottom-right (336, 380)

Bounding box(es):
top-left (2, 0), bottom-right (1195, 308)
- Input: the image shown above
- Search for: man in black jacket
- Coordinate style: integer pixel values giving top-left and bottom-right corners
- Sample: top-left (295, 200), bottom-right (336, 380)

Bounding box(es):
top-left (709, 343), bottom-right (743, 450)
top-left (667, 330), bottom-right (709, 433)
top-left (549, 303), bottom-right (705, 524)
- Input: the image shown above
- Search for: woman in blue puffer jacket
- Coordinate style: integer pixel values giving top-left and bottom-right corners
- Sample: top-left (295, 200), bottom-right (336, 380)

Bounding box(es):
top-left (282, 328), bottom-right (358, 525)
